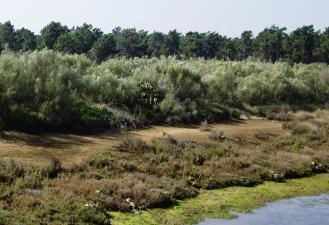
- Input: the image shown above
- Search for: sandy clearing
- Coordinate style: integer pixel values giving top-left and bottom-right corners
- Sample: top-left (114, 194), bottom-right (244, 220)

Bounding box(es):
top-left (0, 119), bottom-right (286, 166)
top-left (131, 119), bottom-right (284, 143)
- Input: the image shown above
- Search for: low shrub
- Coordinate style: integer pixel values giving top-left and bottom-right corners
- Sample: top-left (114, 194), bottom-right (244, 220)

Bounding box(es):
top-left (35, 200), bottom-right (111, 225)
top-left (201, 104), bottom-right (232, 122)
top-left (0, 160), bottom-right (24, 184)
top-left (266, 111), bottom-right (293, 121)
top-left (72, 100), bottom-right (114, 129)
top-left (284, 110), bottom-right (329, 135)
top-left (43, 158), bottom-right (63, 179)
top-left (86, 152), bottom-right (139, 175)
top-left (285, 121), bottom-right (319, 134)
top-left (87, 152), bottom-right (117, 169)
top-left (95, 173), bottom-right (197, 211)
top-left (205, 142), bottom-right (233, 158)
top-left (208, 129), bottom-right (225, 141)
top-left (16, 174), bottom-right (43, 190)
top-left (115, 137), bottom-right (154, 153)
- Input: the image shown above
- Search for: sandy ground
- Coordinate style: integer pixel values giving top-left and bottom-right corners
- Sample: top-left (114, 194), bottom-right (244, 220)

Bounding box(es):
top-left (0, 118), bottom-right (286, 166)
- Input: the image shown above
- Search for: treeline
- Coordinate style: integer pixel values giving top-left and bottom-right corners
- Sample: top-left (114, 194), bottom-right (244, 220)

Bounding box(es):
top-left (0, 51), bottom-right (328, 131)
top-left (0, 21), bottom-right (329, 63)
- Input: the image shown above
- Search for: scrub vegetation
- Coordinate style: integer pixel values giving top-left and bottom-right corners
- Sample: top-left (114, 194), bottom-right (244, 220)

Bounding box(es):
top-left (0, 51), bottom-right (329, 132)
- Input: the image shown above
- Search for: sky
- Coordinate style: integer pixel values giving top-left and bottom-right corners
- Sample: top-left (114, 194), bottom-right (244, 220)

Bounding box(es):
top-left (0, 0), bottom-right (328, 37)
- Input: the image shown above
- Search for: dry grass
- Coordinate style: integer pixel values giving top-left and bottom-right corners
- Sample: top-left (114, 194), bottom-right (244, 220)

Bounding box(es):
top-left (0, 119), bottom-right (286, 166)
top-left (284, 109), bottom-right (329, 135)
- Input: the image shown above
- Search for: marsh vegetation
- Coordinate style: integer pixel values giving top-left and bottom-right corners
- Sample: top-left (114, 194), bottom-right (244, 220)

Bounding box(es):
top-left (0, 109), bottom-right (329, 224)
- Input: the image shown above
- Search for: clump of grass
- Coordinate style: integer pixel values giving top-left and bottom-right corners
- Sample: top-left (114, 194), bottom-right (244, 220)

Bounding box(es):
top-left (257, 105), bottom-right (293, 121)
top-left (115, 137), bottom-right (154, 153)
top-left (205, 142), bottom-right (233, 158)
top-left (192, 154), bottom-right (206, 166)
top-left (200, 120), bottom-right (211, 131)
top-left (0, 186), bottom-right (13, 203)
top-left (264, 133), bottom-right (320, 153)
top-left (0, 158), bottom-right (65, 187)
top-left (34, 199), bottom-right (111, 225)
top-left (43, 158), bottom-right (63, 179)
top-left (86, 152), bottom-right (117, 169)
top-left (294, 111), bottom-right (315, 120)
top-left (86, 152), bottom-right (139, 175)
top-left (16, 174), bottom-right (43, 190)
top-left (254, 132), bottom-right (276, 140)
top-left (208, 129), bottom-right (225, 141)
top-left (285, 121), bottom-right (319, 134)
top-left (160, 132), bottom-right (178, 145)
top-left (284, 110), bottom-right (329, 135)
top-left (111, 108), bottom-right (141, 129)
top-left (0, 160), bottom-right (24, 184)
top-left (266, 111), bottom-right (293, 121)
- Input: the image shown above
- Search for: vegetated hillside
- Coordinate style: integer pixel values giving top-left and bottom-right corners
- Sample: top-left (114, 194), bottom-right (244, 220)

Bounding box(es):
top-left (0, 50), bottom-right (329, 132)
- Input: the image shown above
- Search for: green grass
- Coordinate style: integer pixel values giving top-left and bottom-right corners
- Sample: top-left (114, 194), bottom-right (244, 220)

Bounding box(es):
top-left (111, 174), bottom-right (329, 225)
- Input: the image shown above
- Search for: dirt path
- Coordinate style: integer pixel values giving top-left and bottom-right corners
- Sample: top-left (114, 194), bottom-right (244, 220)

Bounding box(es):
top-left (0, 118), bottom-right (286, 166)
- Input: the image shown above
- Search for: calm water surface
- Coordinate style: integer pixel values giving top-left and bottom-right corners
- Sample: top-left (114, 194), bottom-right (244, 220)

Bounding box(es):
top-left (199, 194), bottom-right (329, 225)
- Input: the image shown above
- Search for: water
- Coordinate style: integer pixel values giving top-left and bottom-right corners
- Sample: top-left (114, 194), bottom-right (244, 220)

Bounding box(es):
top-left (199, 194), bottom-right (329, 225)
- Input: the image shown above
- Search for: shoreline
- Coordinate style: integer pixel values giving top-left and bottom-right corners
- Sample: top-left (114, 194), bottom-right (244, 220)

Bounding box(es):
top-left (111, 173), bottom-right (329, 225)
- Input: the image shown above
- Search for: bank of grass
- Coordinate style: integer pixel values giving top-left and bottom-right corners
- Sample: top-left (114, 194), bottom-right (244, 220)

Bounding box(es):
top-left (111, 174), bottom-right (329, 225)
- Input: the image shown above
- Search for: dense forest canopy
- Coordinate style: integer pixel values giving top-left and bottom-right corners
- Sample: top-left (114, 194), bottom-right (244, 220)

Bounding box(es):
top-left (0, 21), bottom-right (329, 63)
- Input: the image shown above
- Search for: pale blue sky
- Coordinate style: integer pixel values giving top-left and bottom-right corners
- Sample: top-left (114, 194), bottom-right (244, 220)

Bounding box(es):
top-left (0, 0), bottom-right (328, 36)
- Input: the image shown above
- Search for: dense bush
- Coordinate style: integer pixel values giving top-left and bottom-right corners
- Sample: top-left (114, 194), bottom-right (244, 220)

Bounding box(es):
top-left (0, 51), bottom-right (329, 131)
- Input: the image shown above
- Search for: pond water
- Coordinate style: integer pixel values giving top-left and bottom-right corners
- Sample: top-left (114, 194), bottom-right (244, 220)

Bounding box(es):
top-left (199, 194), bottom-right (329, 225)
